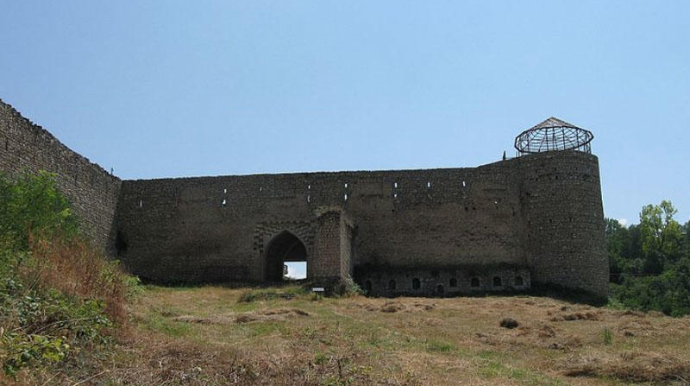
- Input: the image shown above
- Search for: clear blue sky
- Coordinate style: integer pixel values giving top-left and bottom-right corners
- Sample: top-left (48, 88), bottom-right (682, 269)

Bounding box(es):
top-left (1, 1), bottom-right (688, 227)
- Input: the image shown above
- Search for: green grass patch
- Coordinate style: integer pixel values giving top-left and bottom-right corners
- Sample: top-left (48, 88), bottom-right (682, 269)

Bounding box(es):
top-left (425, 339), bottom-right (455, 353)
top-left (143, 313), bottom-right (192, 337)
top-left (478, 356), bottom-right (565, 386)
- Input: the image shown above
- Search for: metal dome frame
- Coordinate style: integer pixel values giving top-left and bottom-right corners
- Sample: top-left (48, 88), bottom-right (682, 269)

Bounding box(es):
top-left (514, 117), bottom-right (593, 155)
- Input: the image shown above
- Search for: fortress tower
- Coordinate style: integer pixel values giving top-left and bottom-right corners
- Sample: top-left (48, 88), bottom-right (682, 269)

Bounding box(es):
top-left (0, 98), bottom-right (608, 300)
top-left (515, 118), bottom-right (608, 297)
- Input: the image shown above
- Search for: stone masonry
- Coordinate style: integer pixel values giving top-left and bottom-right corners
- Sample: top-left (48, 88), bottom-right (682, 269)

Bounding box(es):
top-left (0, 98), bottom-right (609, 299)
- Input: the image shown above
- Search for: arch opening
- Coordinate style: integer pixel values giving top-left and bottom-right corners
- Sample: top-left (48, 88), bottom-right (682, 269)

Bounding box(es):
top-left (436, 284), bottom-right (445, 296)
top-left (264, 231), bottom-right (308, 282)
top-left (515, 276), bottom-right (524, 286)
top-left (412, 278), bottom-right (421, 290)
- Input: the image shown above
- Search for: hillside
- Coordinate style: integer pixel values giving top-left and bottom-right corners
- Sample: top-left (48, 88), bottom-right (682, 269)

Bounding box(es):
top-left (13, 285), bottom-right (687, 385)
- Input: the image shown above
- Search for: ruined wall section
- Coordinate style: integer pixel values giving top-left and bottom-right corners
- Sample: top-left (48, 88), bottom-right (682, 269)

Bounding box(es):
top-left (117, 162), bottom-right (527, 284)
top-left (519, 151), bottom-right (608, 298)
top-left (0, 100), bottom-right (121, 252)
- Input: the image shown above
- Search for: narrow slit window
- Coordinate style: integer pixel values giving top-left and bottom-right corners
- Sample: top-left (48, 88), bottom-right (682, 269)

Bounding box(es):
top-left (221, 199), bottom-right (227, 207)
top-left (138, 199), bottom-right (143, 208)
top-left (344, 193), bottom-right (348, 202)
top-left (427, 181), bottom-right (432, 188)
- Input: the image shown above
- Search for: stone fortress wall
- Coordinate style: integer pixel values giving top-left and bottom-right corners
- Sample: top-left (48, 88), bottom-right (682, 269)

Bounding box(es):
top-left (0, 99), bottom-right (121, 253)
top-left (0, 98), bottom-right (609, 299)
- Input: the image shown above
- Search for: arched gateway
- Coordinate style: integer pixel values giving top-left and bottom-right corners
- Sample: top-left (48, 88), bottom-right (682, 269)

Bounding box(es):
top-left (264, 231), bottom-right (308, 281)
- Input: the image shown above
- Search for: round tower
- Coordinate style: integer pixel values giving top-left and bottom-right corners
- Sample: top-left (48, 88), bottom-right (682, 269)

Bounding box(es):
top-left (516, 118), bottom-right (608, 300)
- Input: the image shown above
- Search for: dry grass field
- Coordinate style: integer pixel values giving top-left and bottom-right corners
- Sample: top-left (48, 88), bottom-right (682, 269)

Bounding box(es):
top-left (11, 285), bottom-right (690, 385)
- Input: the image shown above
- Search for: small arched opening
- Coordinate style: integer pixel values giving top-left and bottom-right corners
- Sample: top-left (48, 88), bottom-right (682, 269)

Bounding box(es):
top-left (493, 276), bottom-right (503, 287)
top-left (264, 231), bottom-right (308, 282)
top-left (449, 278), bottom-right (458, 288)
top-left (436, 284), bottom-right (445, 296)
top-left (515, 276), bottom-right (524, 286)
top-left (388, 279), bottom-right (397, 291)
top-left (412, 278), bottom-right (421, 290)
top-left (470, 277), bottom-right (480, 288)
top-left (364, 280), bottom-right (372, 293)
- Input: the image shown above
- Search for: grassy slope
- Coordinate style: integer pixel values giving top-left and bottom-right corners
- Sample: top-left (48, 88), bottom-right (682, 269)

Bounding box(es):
top-left (86, 286), bottom-right (688, 386)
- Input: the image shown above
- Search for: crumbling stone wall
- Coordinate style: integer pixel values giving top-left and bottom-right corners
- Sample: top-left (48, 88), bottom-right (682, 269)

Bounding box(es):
top-left (0, 99), bottom-right (121, 252)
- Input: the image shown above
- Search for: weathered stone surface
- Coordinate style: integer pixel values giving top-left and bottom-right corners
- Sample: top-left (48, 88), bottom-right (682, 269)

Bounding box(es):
top-left (0, 98), bottom-right (608, 298)
top-left (0, 99), bottom-right (121, 253)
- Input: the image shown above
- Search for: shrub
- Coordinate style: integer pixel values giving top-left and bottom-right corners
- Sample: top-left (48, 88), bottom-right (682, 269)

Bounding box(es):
top-left (0, 172), bottom-right (136, 377)
top-left (0, 171), bottom-right (79, 251)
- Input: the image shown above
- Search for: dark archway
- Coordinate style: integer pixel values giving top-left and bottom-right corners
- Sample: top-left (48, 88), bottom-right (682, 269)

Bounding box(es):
top-left (264, 231), bottom-right (308, 282)
top-left (436, 284), bottom-right (444, 296)
top-left (412, 278), bottom-right (421, 290)
top-left (515, 276), bottom-right (524, 286)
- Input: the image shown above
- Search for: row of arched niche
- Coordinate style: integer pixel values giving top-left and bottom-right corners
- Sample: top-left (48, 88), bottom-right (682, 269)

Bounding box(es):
top-left (362, 275), bottom-right (527, 296)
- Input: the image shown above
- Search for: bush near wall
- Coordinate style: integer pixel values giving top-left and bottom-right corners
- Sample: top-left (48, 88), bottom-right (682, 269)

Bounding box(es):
top-left (0, 172), bottom-right (136, 378)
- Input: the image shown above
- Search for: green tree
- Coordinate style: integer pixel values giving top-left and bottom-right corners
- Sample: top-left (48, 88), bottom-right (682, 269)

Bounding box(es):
top-left (639, 201), bottom-right (683, 272)
top-left (606, 218), bottom-right (630, 283)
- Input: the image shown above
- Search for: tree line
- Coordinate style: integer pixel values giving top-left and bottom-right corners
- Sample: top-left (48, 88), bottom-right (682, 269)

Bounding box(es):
top-left (606, 200), bottom-right (690, 316)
